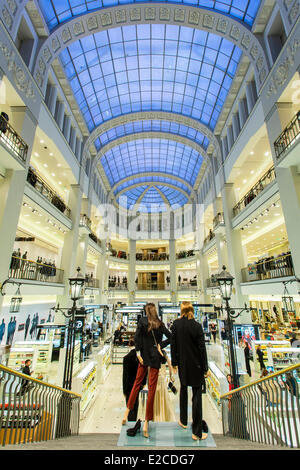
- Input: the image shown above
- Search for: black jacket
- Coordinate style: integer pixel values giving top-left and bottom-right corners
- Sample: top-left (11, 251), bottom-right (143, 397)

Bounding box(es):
top-left (122, 348), bottom-right (146, 396)
top-left (134, 317), bottom-right (171, 369)
top-left (171, 317), bottom-right (208, 387)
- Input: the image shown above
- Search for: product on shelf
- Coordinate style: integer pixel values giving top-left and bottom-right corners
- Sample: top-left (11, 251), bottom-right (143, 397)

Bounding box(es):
top-left (267, 348), bottom-right (300, 370)
top-left (73, 361), bottom-right (97, 417)
top-left (206, 361), bottom-right (227, 412)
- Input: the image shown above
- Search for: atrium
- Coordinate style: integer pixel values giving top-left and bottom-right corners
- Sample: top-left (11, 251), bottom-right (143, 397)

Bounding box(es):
top-left (0, 0), bottom-right (299, 451)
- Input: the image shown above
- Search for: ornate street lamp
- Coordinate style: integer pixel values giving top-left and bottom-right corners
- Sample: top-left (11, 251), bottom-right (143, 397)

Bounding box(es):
top-left (215, 266), bottom-right (239, 389)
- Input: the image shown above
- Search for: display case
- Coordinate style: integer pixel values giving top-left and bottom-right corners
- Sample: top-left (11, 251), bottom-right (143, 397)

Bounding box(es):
top-left (8, 348), bottom-right (35, 372)
top-left (96, 344), bottom-right (112, 383)
top-left (206, 361), bottom-right (228, 413)
top-left (73, 361), bottom-right (97, 417)
top-left (267, 348), bottom-right (300, 371)
top-left (56, 341), bottom-right (81, 387)
top-left (251, 340), bottom-right (290, 371)
top-left (13, 341), bottom-right (53, 378)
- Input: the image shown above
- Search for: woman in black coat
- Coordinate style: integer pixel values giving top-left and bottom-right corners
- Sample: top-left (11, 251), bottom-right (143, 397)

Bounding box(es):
top-left (171, 302), bottom-right (209, 441)
top-left (122, 303), bottom-right (171, 438)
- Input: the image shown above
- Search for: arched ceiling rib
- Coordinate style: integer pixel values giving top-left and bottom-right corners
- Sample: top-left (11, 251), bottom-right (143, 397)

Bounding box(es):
top-left (33, 3), bottom-right (266, 212)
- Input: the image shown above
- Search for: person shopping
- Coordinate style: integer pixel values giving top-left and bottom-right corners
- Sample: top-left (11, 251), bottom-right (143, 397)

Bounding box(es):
top-left (171, 302), bottom-right (209, 441)
top-left (122, 303), bottom-right (171, 438)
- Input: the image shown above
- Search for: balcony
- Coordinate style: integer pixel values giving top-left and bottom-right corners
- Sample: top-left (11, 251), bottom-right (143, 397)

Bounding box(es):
top-left (85, 276), bottom-right (100, 289)
top-left (79, 214), bottom-right (92, 231)
top-left (241, 252), bottom-right (294, 283)
top-left (0, 114), bottom-right (28, 165)
top-left (177, 281), bottom-right (198, 290)
top-left (213, 212), bottom-right (225, 234)
top-left (8, 256), bottom-right (64, 284)
top-left (27, 167), bottom-right (71, 219)
top-left (233, 166), bottom-right (276, 218)
top-left (176, 250), bottom-right (195, 260)
top-left (88, 232), bottom-right (103, 252)
top-left (136, 252), bottom-right (169, 262)
top-left (110, 249), bottom-right (128, 260)
top-left (274, 111), bottom-right (300, 161)
top-left (136, 283), bottom-right (167, 291)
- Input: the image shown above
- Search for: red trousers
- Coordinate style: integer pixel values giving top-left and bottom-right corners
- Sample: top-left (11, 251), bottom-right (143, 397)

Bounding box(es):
top-left (127, 363), bottom-right (159, 422)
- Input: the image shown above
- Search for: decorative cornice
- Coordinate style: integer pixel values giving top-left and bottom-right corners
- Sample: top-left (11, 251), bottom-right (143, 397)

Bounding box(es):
top-left (33, 5), bottom-right (269, 96)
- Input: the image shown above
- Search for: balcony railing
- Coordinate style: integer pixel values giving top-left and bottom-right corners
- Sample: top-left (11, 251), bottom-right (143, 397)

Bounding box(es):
top-left (110, 250), bottom-right (128, 260)
top-left (88, 232), bottom-right (102, 249)
top-left (220, 363), bottom-right (300, 448)
top-left (136, 252), bottom-right (169, 261)
top-left (27, 167), bottom-right (71, 219)
top-left (177, 281), bottom-right (197, 290)
top-left (233, 166), bottom-right (276, 217)
top-left (203, 231), bottom-right (215, 247)
top-left (0, 364), bottom-right (81, 447)
top-left (85, 277), bottom-right (100, 289)
top-left (176, 250), bottom-right (195, 260)
top-left (79, 214), bottom-right (92, 230)
top-left (241, 252), bottom-right (294, 283)
top-left (274, 110), bottom-right (300, 160)
top-left (136, 283), bottom-right (167, 291)
top-left (9, 257), bottom-right (64, 284)
top-left (0, 114), bottom-right (28, 163)
top-left (213, 212), bottom-right (225, 230)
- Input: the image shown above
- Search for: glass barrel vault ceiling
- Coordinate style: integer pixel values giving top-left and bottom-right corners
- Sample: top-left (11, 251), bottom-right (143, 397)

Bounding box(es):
top-left (37, 1), bottom-right (262, 212)
top-left (39, 1), bottom-right (261, 32)
top-left (60, 24), bottom-right (242, 132)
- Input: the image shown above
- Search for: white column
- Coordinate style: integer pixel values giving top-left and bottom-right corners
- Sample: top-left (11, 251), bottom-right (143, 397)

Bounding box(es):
top-left (76, 198), bottom-right (90, 276)
top-left (128, 239), bottom-right (136, 305)
top-left (55, 185), bottom-right (83, 320)
top-left (221, 183), bottom-right (250, 321)
top-left (75, 138), bottom-right (82, 161)
top-left (169, 239), bottom-right (177, 304)
top-left (221, 136), bottom-right (228, 162)
top-left (265, 102), bottom-right (300, 276)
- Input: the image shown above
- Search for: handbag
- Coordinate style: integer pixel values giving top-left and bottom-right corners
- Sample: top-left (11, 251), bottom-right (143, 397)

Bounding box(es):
top-left (151, 329), bottom-right (167, 365)
top-left (168, 379), bottom-right (177, 395)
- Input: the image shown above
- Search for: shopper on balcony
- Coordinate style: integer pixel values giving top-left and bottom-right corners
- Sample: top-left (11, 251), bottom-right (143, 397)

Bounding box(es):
top-left (171, 302), bottom-right (209, 441)
top-left (122, 303), bottom-right (171, 438)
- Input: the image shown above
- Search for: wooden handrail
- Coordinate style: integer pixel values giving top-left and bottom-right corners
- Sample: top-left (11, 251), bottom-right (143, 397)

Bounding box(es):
top-left (220, 362), bottom-right (300, 400)
top-left (0, 364), bottom-right (81, 398)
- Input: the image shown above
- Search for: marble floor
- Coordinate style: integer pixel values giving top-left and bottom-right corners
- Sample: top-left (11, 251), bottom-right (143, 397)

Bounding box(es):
top-left (79, 341), bottom-right (235, 436)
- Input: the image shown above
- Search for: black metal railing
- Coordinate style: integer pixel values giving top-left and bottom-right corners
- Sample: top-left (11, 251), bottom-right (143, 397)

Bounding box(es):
top-left (233, 166), bottom-right (276, 217)
top-left (177, 281), bottom-right (197, 290)
top-left (27, 167), bottom-right (71, 219)
top-left (136, 252), bottom-right (169, 261)
top-left (241, 252), bottom-right (294, 282)
top-left (88, 232), bottom-right (102, 249)
top-left (0, 114), bottom-right (28, 163)
top-left (213, 212), bottom-right (225, 229)
top-left (85, 277), bottom-right (100, 288)
top-left (79, 214), bottom-right (92, 230)
top-left (9, 257), bottom-right (64, 284)
top-left (176, 250), bottom-right (195, 260)
top-left (0, 364), bottom-right (81, 447)
top-left (220, 363), bottom-right (300, 448)
top-left (274, 111), bottom-right (300, 160)
top-left (203, 231), bottom-right (215, 247)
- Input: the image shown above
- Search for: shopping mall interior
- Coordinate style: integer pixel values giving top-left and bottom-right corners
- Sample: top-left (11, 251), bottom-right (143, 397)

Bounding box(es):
top-left (0, 0), bottom-right (299, 452)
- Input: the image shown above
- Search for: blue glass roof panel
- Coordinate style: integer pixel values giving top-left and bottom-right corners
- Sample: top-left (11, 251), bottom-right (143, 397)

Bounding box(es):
top-left (60, 24), bottom-right (242, 132)
top-left (39, 1), bottom-right (261, 31)
top-left (101, 138), bottom-right (203, 188)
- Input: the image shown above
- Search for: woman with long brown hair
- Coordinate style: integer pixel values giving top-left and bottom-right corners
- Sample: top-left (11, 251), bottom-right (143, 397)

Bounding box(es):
top-left (122, 302), bottom-right (171, 438)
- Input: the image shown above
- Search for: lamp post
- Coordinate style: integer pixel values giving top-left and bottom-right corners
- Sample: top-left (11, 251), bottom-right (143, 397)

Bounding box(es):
top-left (53, 267), bottom-right (86, 390)
top-left (215, 266), bottom-right (239, 389)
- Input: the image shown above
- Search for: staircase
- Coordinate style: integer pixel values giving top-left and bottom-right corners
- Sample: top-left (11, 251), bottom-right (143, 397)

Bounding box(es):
top-left (0, 432), bottom-right (286, 450)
